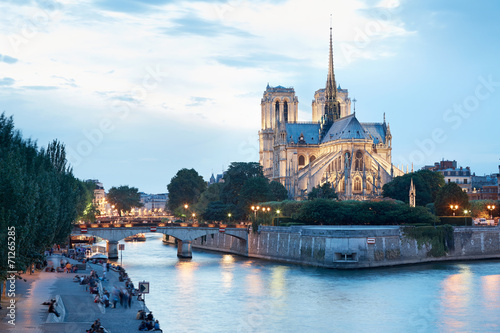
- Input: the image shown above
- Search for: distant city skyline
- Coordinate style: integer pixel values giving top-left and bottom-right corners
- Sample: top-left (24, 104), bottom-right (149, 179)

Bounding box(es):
top-left (1, 0), bottom-right (499, 193)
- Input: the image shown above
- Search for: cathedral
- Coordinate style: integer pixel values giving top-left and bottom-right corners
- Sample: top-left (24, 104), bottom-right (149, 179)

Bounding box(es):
top-left (258, 27), bottom-right (404, 200)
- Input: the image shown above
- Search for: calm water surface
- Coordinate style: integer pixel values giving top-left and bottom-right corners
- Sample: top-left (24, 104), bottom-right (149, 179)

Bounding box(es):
top-left (117, 234), bottom-right (500, 333)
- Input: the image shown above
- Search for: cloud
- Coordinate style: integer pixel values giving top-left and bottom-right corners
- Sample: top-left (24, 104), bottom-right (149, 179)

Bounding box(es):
top-left (0, 54), bottom-right (18, 64)
top-left (214, 52), bottom-right (303, 68)
top-left (22, 85), bottom-right (59, 90)
top-left (186, 96), bottom-right (213, 107)
top-left (94, 0), bottom-right (173, 13)
top-left (165, 14), bottom-right (253, 37)
top-left (0, 77), bottom-right (15, 86)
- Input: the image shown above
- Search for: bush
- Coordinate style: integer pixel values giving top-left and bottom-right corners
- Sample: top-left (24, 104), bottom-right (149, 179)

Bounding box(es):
top-left (438, 216), bottom-right (473, 226)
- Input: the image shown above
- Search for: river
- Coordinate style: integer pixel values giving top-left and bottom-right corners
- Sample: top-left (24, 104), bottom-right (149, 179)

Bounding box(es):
top-left (117, 234), bottom-right (500, 333)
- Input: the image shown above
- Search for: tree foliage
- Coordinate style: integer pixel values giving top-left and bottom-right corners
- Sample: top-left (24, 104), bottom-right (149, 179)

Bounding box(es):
top-left (220, 162), bottom-right (264, 206)
top-left (296, 199), bottom-right (438, 225)
top-left (269, 181), bottom-right (288, 201)
top-left (167, 168), bottom-right (206, 211)
top-left (382, 170), bottom-right (445, 206)
top-left (434, 183), bottom-right (470, 216)
top-left (0, 113), bottom-right (92, 284)
top-left (307, 182), bottom-right (338, 200)
top-left (107, 185), bottom-right (143, 216)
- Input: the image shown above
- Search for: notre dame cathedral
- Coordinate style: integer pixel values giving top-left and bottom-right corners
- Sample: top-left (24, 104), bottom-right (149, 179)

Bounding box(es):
top-left (258, 26), bottom-right (404, 200)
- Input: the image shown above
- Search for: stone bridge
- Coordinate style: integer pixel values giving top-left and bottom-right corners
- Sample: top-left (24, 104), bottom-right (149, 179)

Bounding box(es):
top-left (72, 222), bottom-right (249, 259)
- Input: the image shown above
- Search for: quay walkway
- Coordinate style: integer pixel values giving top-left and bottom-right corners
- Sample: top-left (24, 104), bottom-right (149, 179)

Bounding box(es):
top-left (0, 254), bottom-right (156, 332)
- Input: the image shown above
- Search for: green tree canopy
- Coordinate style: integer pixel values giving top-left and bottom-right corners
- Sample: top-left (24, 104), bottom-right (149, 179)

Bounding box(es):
top-left (269, 181), bottom-right (288, 201)
top-left (434, 183), bottom-right (469, 216)
top-left (0, 113), bottom-right (91, 285)
top-left (167, 168), bottom-right (206, 211)
top-left (382, 170), bottom-right (445, 206)
top-left (307, 182), bottom-right (338, 200)
top-left (107, 185), bottom-right (143, 216)
top-left (220, 162), bottom-right (264, 206)
top-left (194, 182), bottom-right (224, 217)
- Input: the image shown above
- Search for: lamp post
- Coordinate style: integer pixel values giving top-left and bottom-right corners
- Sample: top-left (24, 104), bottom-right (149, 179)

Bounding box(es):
top-left (487, 205), bottom-right (496, 220)
top-left (228, 213), bottom-right (232, 224)
top-left (450, 204), bottom-right (458, 216)
top-left (184, 204), bottom-right (189, 222)
top-left (263, 207), bottom-right (271, 225)
top-left (251, 205), bottom-right (260, 223)
top-left (463, 209), bottom-right (469, 226)
top-left (276, 209), bottom-right (281, 227)
top-left (192, 213), bottom-right (196, 223)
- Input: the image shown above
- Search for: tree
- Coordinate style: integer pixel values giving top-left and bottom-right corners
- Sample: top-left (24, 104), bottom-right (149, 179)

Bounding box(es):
top-left (202, 201), bottom-right (235, 222)
top-left (269, 181), bottom-right (288, 201)
top-left (239, 177), bottom-right (273, 212)
top-left (220, 162), bottom-right (264, 206)
top-left (167, 168), bottom-right (206, 211)
top-left (107, 185), bottom-right (143, 216)
top-left (194, 182), bottom-right (224, 217)
top-left (0, 113), bottom-right (91, 291)
top-left (434, 183), bottom-right (469, 216)
top-left (382, 170), bottom-right (444, 206)
top-left (307, 182), bottom-right (338, 200)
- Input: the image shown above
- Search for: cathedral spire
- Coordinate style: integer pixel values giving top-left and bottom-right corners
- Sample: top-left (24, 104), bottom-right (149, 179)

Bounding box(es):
top-left (320, 16), bottom-right (341, 140)
top-left (325, 15), bottom-right (337, 102)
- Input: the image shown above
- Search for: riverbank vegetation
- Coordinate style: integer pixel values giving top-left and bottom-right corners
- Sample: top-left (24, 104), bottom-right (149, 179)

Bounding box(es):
top-left (0, 113), bottom-right (92, 282)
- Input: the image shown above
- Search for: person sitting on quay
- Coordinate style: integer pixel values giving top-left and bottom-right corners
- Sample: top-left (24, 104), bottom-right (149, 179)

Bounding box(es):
top-left (48, 299), bottom-right (60, 317)
top-left (138, 320), bottom-right (148, 331)
top-left (153, 320), bottom-right (162, 332)
top-left (136, 310), bottom-right (146, 320)
top-left (146, 312), bottom-right (154, 321)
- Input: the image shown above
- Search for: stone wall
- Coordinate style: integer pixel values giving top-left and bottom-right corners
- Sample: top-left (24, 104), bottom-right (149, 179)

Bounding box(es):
top-left (191, 226), bottom-right (500, 269)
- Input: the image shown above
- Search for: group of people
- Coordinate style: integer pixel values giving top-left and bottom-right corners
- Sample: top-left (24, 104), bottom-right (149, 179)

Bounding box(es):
top-left (137, 310), bottom-right (162, 331)
top-left (86, 318), bottom-right (109, 333)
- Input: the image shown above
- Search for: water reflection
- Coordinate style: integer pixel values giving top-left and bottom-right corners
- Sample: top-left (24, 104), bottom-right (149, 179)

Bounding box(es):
top-left (120, 238), bottom-right (500, 332)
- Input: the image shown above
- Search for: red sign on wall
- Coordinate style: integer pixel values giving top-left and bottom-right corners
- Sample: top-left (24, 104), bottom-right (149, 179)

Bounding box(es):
top-left (150, 226), bottom-right (157, 232)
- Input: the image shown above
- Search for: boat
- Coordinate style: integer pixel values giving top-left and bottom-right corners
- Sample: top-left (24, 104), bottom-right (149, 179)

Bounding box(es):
top-left (125, 233), bottom-right (146, 242)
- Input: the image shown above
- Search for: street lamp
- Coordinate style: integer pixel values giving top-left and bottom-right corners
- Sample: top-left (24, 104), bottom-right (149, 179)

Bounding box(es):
top-left (228, 213), bottom-right (232, 224)
top-left (192, 213), bottom-right (196, 223)
top-left (487, 205), bottom-right (496, 219)
top-left (184, 204), bottom-right (189, 222)
top-left (463, 209), bottom-right (469, 226)
top-left (450, 204), bottom-right (459, 216)
top-left (276, 209), bottom-right (281, 227)
top-left (251, 205), bottom-right (260, 222)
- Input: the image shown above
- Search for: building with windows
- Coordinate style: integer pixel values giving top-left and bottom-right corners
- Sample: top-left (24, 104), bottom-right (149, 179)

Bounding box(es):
top-left (258, 27), bottom-right (404, 200)
top-left (86, 179), bottom-right (107, 213)
top-left (423, 160), bottom-right (472, 193)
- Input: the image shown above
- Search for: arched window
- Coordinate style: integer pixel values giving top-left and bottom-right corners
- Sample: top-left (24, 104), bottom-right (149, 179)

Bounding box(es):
top-left (298, 155), bottom-right (305, 166)
top-left (355, 151), bottom-right (363, 171)
top-left (354, 178), bottom-right (362, 192)
top-left (283, 101), bottom-right (288, 123)
top-left (310, 155), bottom-right (316, 163)
top-left (366, 178), bottom-right (372, 192)
top-left (340, 179), bottom-right (345, 192)
top-left (275, 101), bottom-right (280, 122)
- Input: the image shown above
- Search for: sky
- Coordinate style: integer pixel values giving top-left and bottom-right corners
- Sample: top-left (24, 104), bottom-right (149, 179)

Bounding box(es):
top-left (1, 0), bottom-right (499, 194)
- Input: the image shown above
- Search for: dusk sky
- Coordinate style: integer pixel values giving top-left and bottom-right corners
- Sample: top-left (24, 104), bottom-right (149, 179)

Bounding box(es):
top-left (1, 0), bottom-right (499, 194)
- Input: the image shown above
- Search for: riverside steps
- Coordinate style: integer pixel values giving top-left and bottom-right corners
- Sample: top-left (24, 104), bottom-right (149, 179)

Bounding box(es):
top-left (0, 254), bottom-right (155, 333)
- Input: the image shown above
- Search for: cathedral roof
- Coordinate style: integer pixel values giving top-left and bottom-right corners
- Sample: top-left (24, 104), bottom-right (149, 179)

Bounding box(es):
top-left (321, 114), bottom-right (370, 143)
top-left (361, 123), bottom-right (387, 144)
top-left (285, 123), bottom-right (320, 145)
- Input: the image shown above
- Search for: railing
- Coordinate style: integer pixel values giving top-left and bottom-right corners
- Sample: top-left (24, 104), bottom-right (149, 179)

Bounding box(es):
top-left (75, 222), bottom-right (249, 229)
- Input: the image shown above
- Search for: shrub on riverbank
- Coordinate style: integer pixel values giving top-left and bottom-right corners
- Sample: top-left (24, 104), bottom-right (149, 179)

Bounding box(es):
top-left (295, 199), bottom-right (439, 225)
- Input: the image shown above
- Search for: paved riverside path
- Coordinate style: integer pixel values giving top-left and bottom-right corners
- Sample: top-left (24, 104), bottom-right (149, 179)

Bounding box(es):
top-left (0, 254), bottom-right (150, 333)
